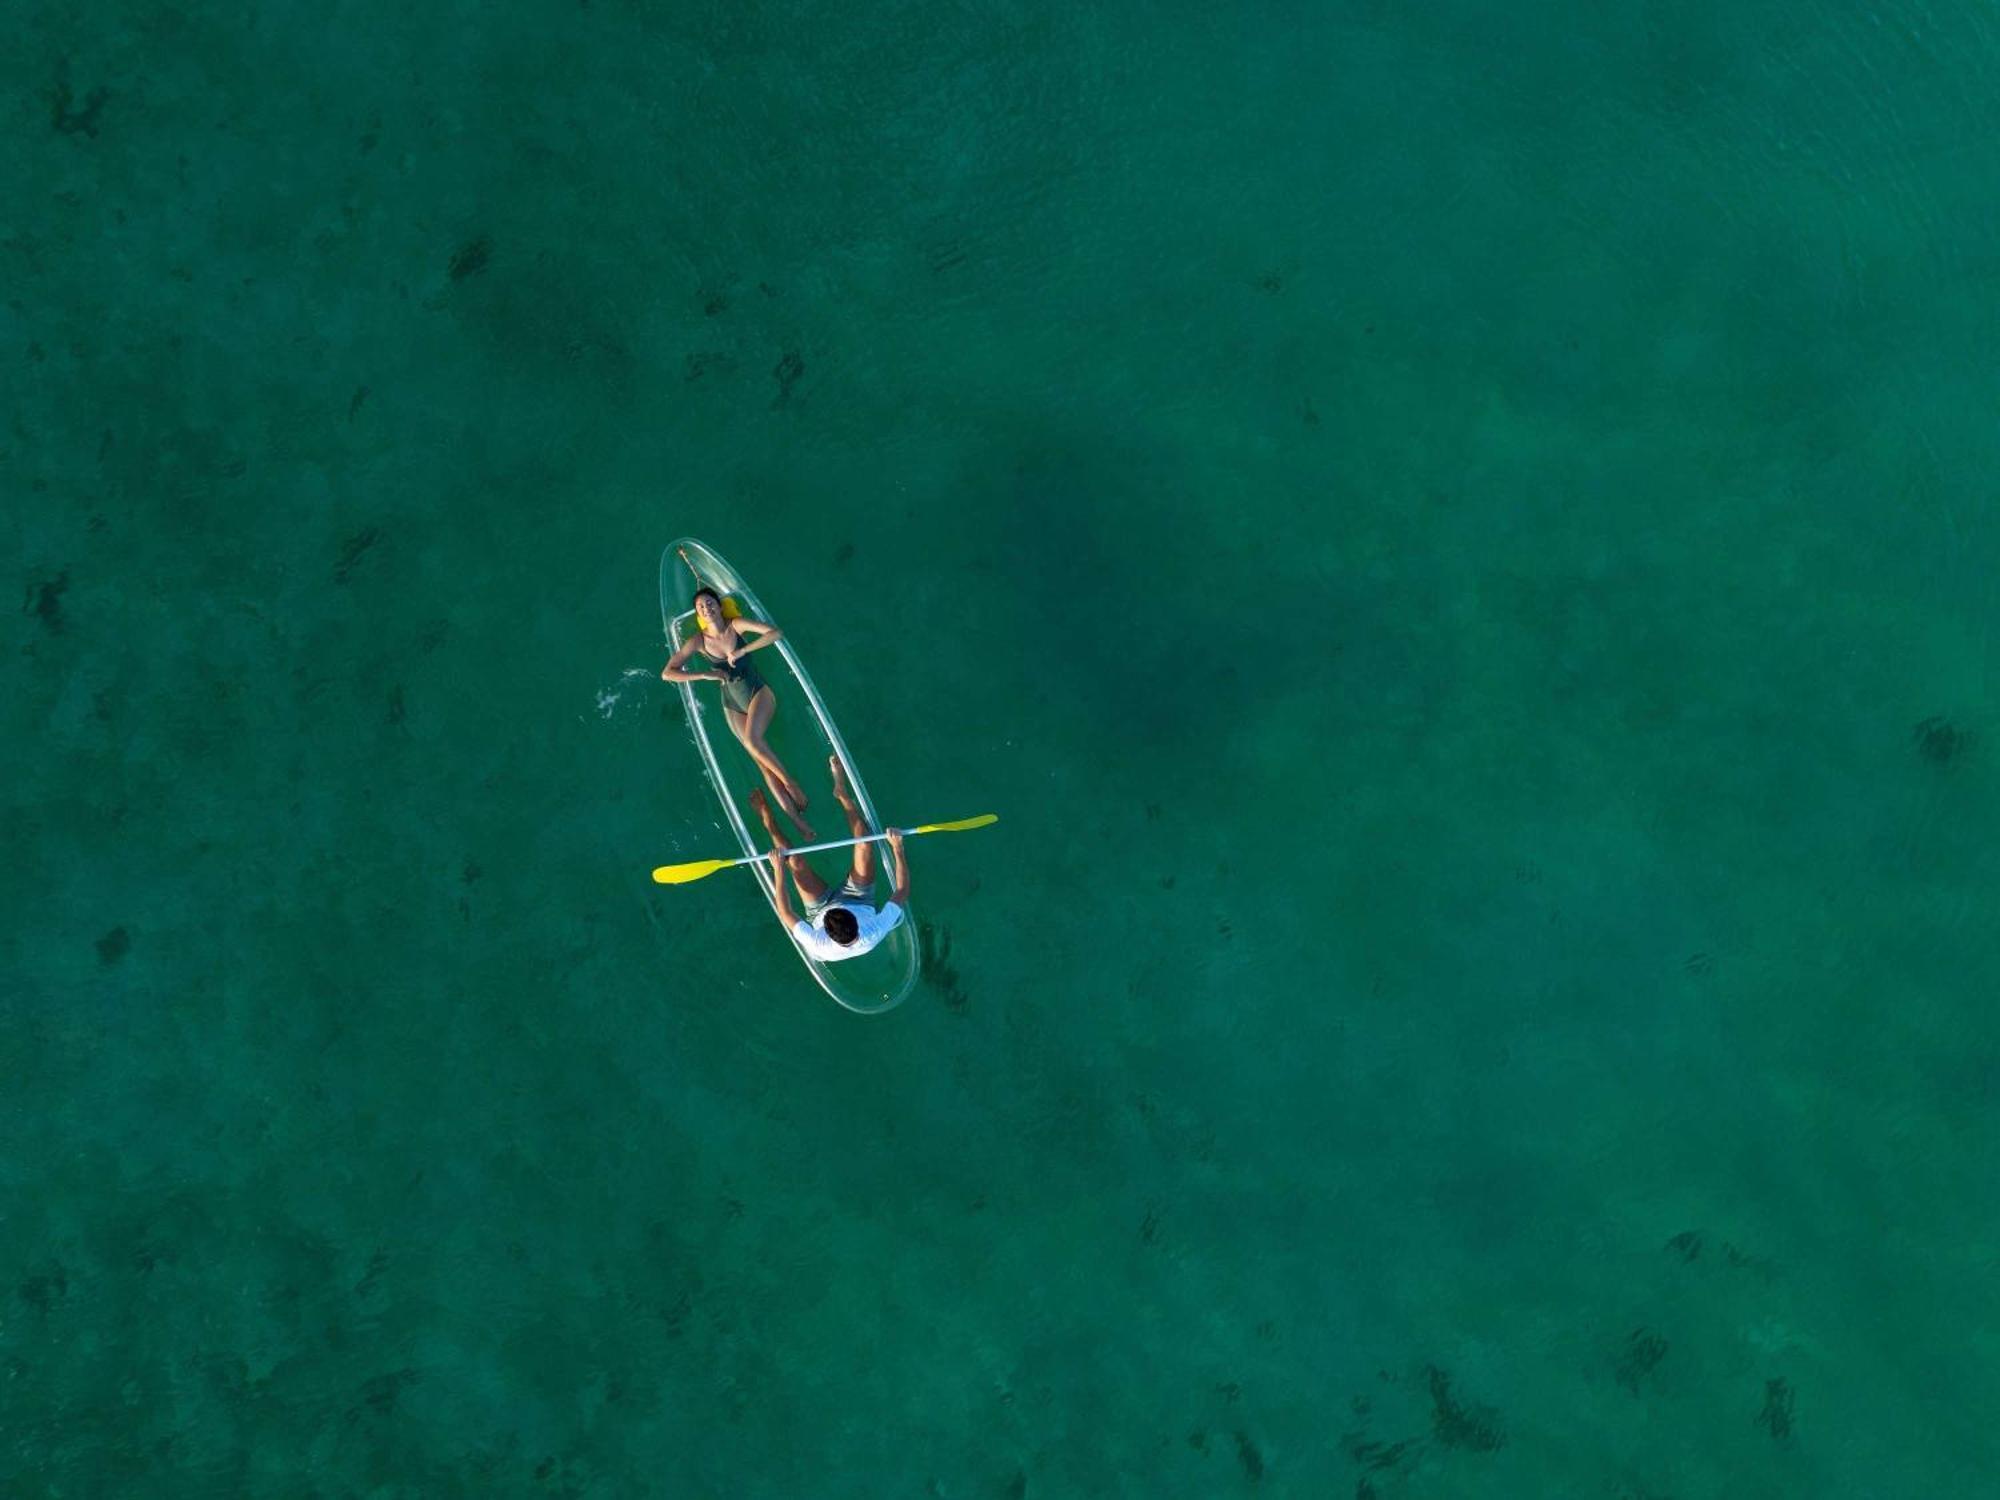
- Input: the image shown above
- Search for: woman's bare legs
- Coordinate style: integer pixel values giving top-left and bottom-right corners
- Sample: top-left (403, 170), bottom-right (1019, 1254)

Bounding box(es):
top-left (725, 693), bottom-right (814, 840)
top-left (746, 689), bottom-right (810, 809)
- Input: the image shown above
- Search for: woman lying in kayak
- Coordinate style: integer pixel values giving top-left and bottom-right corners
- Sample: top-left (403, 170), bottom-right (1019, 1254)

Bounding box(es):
top-left (662, 587), bottom-right (815, 839)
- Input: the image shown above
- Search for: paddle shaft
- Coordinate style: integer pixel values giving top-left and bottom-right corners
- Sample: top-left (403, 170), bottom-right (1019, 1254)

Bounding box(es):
top-left (735, 828), bottom-right (907, 869)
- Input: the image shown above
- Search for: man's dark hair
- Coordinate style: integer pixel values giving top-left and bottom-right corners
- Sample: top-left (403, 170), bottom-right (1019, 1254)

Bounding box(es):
top-left (824, 907), bottom-right (860, 945)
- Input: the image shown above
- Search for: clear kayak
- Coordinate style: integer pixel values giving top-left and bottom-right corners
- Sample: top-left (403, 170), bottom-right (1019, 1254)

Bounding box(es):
top-left (660, 538), bottom-right (919, 1014)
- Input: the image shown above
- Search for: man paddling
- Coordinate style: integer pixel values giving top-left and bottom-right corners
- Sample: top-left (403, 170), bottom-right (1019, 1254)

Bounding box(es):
top-left (752, 754), bottom-right (909, 961)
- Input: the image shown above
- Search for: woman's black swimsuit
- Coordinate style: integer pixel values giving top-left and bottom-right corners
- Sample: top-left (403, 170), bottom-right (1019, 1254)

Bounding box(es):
top-left (701, 641), bottom-right (766, 714)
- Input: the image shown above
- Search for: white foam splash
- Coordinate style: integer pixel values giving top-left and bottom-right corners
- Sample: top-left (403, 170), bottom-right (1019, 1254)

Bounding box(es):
top-left (594, 668), bottom-right (657, 720)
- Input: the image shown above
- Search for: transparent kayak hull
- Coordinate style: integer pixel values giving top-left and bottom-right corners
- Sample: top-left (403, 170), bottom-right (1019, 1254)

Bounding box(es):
top-left (661, 538), bottom-right (918, 1014)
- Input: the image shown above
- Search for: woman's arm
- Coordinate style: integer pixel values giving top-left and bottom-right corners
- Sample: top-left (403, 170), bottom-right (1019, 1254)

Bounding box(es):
top-left (661, 640), bottom-right (721, 683)
top-left (728, 618), bottom-right (785, 657)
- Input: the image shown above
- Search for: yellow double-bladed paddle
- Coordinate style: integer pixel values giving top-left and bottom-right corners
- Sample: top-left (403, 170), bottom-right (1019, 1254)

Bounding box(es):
top-left (652, 814), bottom-right (998, 885)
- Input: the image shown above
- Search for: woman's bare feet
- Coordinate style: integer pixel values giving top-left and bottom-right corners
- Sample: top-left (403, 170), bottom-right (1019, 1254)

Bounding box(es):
top-left (755, 774), bottom-right (815, 842)
top-left (785, 778), bottom-right (815, 837)
top-left (784, 782), bottom-right (817, 842)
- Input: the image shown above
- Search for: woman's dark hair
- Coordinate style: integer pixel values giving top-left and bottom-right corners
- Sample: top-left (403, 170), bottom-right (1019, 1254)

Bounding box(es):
top-left (692, 586), bottom-right (723, 611)
top-left (824, 907), bottom-right (860, 945)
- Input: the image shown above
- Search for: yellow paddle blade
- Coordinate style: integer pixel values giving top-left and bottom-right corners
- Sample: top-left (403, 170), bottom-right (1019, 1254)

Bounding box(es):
top-left (652, 857), bottom-right (734, 885)
top-left (908, 813), bottom-right (999, 835)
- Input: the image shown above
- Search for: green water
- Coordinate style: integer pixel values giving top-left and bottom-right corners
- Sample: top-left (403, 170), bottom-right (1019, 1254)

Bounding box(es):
top-left (6, 1), bottom-right (1996, 1494)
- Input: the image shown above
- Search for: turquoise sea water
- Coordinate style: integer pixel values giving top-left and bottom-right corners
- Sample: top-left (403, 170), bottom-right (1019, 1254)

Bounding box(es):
top-left (6, 1), bottom-right (1997, 1494)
